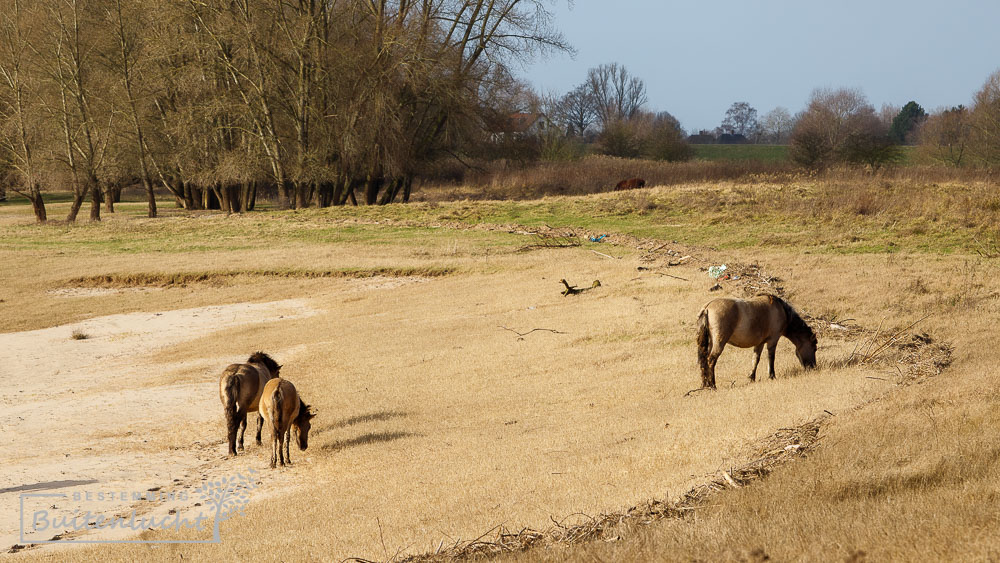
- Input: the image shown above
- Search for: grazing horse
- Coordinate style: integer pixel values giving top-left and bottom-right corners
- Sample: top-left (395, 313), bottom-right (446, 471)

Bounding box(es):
top-left (614, 177), bottom-right (646, 191)
top-left (260, 378), bottom-right (316, 468)
top-left (219, 352), bottom-right (281, 456)
top-left (696, 294), bottom-right (817, 389)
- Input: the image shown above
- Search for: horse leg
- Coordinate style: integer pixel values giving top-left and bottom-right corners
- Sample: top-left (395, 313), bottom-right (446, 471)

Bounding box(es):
top-left (284, 428), bottom-right (292, 465)
top-left (226, 409), bottom-right (241, 457)
top-left (237, 412), bottom-right (248, 452)
top-left (749, 344), bottom-right (764, 381)
top-left (767, 340), bottom-right (779, 379)
top-left (278, 427), bottom-right (286, 467)
top-left (270, 431), bottom-right (278, 469)
top-left (255, 413), bottom-right (264, 446)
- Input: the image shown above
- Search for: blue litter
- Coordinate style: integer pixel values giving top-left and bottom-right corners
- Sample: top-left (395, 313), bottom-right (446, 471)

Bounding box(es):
top-left (589, 234), bottom-right (607, 242)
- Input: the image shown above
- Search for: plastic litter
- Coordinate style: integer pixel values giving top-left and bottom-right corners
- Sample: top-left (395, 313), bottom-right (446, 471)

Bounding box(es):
top-left (589, 234), bottom-right (607, 242)
top-left (707, 264), bottom-right (728, 279)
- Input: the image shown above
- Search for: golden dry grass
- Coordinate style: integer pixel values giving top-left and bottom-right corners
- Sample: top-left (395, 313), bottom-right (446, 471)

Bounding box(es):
top-left (503, 253), bottom-right (1000, 562)
top-left (2, 183), bottom-right (997, 562)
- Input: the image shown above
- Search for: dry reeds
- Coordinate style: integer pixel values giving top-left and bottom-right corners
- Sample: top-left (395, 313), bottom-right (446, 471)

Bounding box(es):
top-left (413, 157), bottom-right (999, 203)
top-left (415, 156), bottom-right (798, 201)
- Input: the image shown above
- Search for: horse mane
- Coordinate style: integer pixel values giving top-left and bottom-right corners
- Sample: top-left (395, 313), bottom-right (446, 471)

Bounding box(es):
top-left (247, 351), bottom-right (280, 375)
top-left (297, 399), bottom-right (314, 421)
top-left (773, 296), bottom-right (815, 342)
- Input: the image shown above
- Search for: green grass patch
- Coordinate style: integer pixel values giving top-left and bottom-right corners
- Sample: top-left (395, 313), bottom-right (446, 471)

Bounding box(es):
top-left (3, 179), bottom-right (994, 258)
top-left (692, 144), bottom-right (789, 162)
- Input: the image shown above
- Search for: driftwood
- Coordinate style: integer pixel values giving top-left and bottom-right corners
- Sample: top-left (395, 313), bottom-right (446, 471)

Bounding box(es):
top-left (561, 279), bottom-right (601, 296)
top-left (498, 326), bottom-right (567, 340)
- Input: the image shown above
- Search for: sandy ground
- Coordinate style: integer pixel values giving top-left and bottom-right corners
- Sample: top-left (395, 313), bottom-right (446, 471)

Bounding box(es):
top-left (0, 299), bottom-right (318, 547)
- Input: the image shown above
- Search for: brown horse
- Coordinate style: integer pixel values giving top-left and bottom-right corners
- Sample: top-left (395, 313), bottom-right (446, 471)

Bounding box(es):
top-left (260, 378), bottom-right (316, 468)
top-left (615, 177), bottom-right (646, 191)
top-left (696, 294), bottom-right (817, 389)
top-left (219, 352), bottom-right (281, 456)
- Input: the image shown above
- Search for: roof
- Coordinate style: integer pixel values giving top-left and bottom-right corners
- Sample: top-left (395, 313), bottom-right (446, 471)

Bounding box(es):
top-left (506, 112), bottom-right (545, 133)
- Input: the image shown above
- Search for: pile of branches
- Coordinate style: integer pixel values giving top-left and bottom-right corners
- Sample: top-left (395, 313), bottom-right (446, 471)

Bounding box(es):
top-left (515, 227), bottom-right (582, 252)
top-left (844, 317), bottom-right (954, 381)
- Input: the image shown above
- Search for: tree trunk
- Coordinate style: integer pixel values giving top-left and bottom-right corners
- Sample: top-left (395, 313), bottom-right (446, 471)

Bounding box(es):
top-left (183, 180), bottom-right (197, 210)
top-left (66, 189), bottom-right (84, 222)
top-left (104, 185), bottom-right (116, 213)
top-left (12, 184), bottom-right (47, 222)
top-left (378, 178), bottom-right (402, 205)
top-left (332, 176), bottom-right (346, 206)
top-left (144, 177), bottom-right (157, 218)
top-left (89, 182), bottom-right (102, 221)
top-left (402, 176), bottom-right (414, 203)
top-left (25, 187), bottom-right (46, 222)
top-left (364, 176), bottom-right (382, 205)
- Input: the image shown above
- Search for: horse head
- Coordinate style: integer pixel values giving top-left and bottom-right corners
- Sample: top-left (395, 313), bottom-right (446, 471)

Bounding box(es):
top-left (294, 401), bottom-right (317, 450)
top-left (782, 302), bottom-right (818, 369)
top-left (794, 332), bottom-right (818, 369)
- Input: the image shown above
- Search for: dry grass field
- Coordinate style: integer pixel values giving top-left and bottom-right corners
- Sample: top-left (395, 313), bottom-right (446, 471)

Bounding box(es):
top-left (1, 177), bottom-right (998, 561)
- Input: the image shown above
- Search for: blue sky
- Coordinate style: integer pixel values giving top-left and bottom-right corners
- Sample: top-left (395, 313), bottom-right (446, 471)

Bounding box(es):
top-left (523, 0), bottom-right (1000, 132)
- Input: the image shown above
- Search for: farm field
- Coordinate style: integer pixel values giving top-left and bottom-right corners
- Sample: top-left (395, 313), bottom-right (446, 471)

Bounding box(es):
top-left (1, 178), bottom-right (997, 561)
top-left (691, 144), bottom-right (790, 163)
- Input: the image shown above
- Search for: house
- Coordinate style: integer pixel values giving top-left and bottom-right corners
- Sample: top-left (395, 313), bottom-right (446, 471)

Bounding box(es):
top-left (491, 112), bottom-right (554, 141)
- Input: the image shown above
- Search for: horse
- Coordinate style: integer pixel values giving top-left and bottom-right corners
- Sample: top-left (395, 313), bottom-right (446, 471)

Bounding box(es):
top-left (614, 177), bottom-right (646, 191)
top-left (260, 378), bottom-right (316, 468)
top-left (218, 352), bottom-right (281, 457)
top-left (696, 294), bottom-right (817, 389)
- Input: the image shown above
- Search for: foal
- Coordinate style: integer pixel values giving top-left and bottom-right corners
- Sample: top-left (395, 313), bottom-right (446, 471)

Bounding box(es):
top-left (260, 378), bottom-right (316, 468)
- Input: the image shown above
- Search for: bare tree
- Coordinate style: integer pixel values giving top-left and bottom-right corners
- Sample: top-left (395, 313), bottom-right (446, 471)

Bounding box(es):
top-left (0, 0), bottom-right (45, 221)
top-left (917, 106), bottom-right (972, 167)
top-left (556, 83), bottom-right (597, 136)
top-left (586, 63), bottom-right (647, 128)
top-left (45, 0), bottom-right (113, 221)
top-left (971, 69), bottom-right (1000, 166)
top-left (105, 0), bottom-right (157, 217)
top-left (720, 101), bottom-right (759, 139)
top-left (760, 106), bottom-right (794, 144)
top-left (790, 88), bottom-right (892, 169)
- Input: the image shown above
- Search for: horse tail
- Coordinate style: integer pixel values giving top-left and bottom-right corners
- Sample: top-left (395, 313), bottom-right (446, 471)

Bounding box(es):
top-left (269, 385), bottom-right (284, 434)
top-left (696, 308), bottom-right (712, 385)
top-left (223, 374), bottom-right (240, 454)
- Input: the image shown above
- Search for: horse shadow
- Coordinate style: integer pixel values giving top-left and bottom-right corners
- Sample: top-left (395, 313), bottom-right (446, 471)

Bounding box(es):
top-left (319, 430), bottom-right (418, 452)
top-left (0, 479), bottom-right (99, 494)
top-left (314, 410), bottom-right (411, 433)
top-left (314, 410), bottom-right (418, 452)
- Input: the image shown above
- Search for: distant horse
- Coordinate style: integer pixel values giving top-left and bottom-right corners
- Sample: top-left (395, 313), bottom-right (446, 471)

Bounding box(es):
top-left (696, 294), bottom-right (817, 389)
top-left (260, 378), bottom-right (316, 468)
top-left (614, 177), bottom-right (646, 191)
top-left (219, 352), bottom-right (281, 456)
